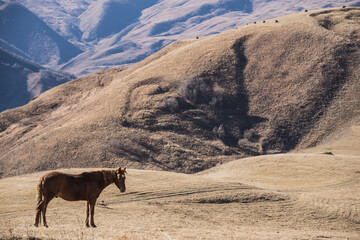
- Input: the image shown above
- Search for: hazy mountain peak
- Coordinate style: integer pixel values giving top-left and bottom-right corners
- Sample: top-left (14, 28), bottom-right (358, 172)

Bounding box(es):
top-left (0, 1), bottom-right (82, 67)
top-left (0, 47), bottom-right (75, 112)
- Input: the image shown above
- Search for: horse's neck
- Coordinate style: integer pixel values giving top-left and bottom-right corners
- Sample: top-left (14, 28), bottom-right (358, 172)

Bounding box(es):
top-left (102, 170), bottom-right (116, 187)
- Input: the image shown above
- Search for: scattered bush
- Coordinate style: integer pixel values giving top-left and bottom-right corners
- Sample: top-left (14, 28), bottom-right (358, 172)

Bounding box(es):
top-left (213, 124), bottom-right (226, 139)
top-left (107, 132), bottom-right (145, 153)
top-left (161, 97), bottom-right (180, 112)
top-left (178, 78), bottom-right (212, 104)
top-left (20, 119), bottom-right (32, 127)
top-left (107, 138), bottom-right (134, 151)
top-left (237, 138), bottom-right (249, 146)
top-left (221, 148), bottom-right (233, 155)
top-left (209, 85), bottom-right (227, 107)
top-left (243, 128), bottom-right (255, 140)
top-left (238, 129), bottom-right (256, 146)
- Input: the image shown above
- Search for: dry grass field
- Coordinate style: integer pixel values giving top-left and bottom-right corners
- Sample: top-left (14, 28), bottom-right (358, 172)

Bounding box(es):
top-left (0, 124), bottom-right (359, 239)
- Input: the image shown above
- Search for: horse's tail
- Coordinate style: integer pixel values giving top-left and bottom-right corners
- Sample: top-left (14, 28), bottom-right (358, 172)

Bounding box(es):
top-left (36, 177), bottom-right (44, 206)
top-left (35, 176), bottom-right (44, 227)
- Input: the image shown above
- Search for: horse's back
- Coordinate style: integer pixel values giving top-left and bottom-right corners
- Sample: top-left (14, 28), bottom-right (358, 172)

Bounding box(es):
top-left (41, 171), bottom-right (63, 179)
top-left (41, 171), bottom-right (86, 182)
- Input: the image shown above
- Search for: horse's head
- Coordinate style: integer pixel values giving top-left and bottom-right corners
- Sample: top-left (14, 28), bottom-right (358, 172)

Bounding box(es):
top-left (114, 167), bottom-right (127, 193)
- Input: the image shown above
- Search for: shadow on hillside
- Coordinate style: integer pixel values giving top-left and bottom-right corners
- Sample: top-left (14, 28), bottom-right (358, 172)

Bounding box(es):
top-left (120, 36), bottom-right (267, 153)
top-left (181, 36), bottom-right (267, 148)
top-left (261, 43), bottom-right (357, 152)
top-left (219, 36), bottom-right (268, 147)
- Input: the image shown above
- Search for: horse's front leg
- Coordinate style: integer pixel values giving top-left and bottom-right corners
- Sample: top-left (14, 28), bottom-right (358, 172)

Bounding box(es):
top-left (90, 199), bottom-right (97, 228)
top-left (85, 201), bottom-right (90, 228)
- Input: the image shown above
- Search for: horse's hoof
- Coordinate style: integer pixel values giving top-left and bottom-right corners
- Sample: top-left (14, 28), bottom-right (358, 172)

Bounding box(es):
top-left (44, 224), bottom-right (49, 228)
top-left (91, 224), bottom-right (97, 228)
top-left (34, 223), bottom-right (38, 227)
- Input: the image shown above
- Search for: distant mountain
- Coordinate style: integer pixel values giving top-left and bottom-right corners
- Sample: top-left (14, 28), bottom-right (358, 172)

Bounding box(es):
top-left (13, 0), bottom-right (360, 76)
top-left (0, 47), bottom-right (75, 112)
top-left (0, 1), bottom-right (82, 68)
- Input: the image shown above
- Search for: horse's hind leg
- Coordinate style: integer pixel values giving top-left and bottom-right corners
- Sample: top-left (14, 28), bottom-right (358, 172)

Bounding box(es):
top-left (89, 199), bottom-right (97, 228)
top-left (34, 201), bottom-right (43, 227)
top-left (42, 197), bottom-right (53, 228)
top-left (85, 201), bottom-right (90, 228)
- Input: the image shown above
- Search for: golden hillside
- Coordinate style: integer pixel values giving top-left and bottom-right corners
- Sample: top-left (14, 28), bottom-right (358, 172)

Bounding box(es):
top-left (0, 7), bottom-right (359, 177)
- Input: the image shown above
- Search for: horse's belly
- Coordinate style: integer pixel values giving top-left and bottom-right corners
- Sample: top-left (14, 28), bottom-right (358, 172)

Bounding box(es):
top-left (57, 192), bottom-right (86, 201)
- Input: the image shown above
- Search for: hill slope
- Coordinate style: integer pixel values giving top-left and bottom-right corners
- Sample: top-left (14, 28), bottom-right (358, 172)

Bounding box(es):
top-left (0, 8), bottom-right (359, 177)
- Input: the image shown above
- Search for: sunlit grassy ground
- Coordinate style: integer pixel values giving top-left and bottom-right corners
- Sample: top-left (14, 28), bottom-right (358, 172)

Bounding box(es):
top-left (1, 151), bottom-right (359, 239)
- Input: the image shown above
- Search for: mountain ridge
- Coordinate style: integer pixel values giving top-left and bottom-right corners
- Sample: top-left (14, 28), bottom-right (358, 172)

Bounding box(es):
top-left (0, 1), bottom-right (82, 67)
top-left (12, 0), bottom-right (360, 76)
top-left (0, 47), bottom-right (76, 112)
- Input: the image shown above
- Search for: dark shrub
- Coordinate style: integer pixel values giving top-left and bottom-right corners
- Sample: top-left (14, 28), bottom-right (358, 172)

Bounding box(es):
top-left (178, 78), bottom-right (212, 104)
top-left (161, 97), bottom-right (180, 112)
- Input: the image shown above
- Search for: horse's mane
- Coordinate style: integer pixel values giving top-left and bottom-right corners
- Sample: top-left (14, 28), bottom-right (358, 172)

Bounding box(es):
top-left (101, 170), bottom-right (116, 186)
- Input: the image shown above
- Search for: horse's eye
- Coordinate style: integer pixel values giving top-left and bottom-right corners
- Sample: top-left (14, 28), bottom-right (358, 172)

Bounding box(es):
top-left (121, 174), bottom-right (125, 178)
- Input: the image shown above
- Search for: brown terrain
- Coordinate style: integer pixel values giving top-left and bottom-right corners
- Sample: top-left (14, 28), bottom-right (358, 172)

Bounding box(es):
top-left (0, 7), bottom-right (359, 239)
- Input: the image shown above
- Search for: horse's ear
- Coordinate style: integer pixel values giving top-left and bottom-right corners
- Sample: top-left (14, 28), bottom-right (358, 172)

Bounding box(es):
top-left (123, 167), bottom-right (127, 173)
top-left (116, 167), bottom-right (121, 173)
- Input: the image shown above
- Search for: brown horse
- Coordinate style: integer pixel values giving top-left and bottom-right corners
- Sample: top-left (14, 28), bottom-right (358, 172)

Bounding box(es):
top-left (34, 167), bottom-right (126, 228)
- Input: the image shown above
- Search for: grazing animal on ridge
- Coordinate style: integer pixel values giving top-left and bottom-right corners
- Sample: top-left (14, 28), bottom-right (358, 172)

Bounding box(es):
top-left (34, 167), bottom-right (127, 228)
